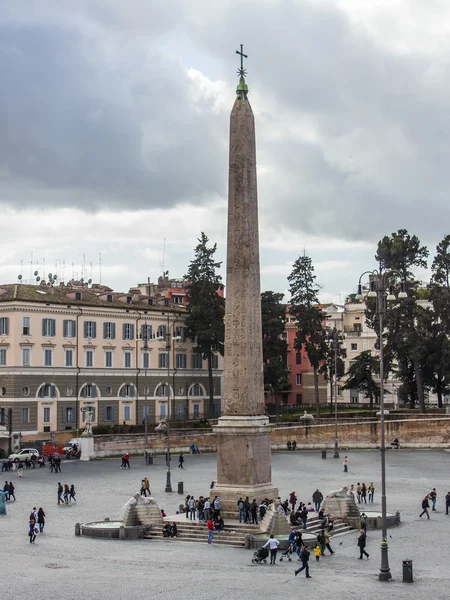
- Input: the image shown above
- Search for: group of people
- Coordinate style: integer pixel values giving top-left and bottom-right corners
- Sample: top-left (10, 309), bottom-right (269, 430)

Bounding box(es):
top-left (237, 496), bottom-right (267, 524)
top-left (48, 456), bottom-right (62, 473)
top-left (140, 477), bottom-right (151, 496)
top-left (3, 481), bottom-right (16, 501)
top-left (348, 482), bottom-right (375, 504)
top-left (184, 494), bottom-right (222, 524)
top-left (120, 453), bottom-right (131, 469)
top-left (162, 522), bottom-right (178, 537)
top-left (286, 441), bottom-right (297, 451)
top-left (28, 506), bottom-right (46, 543)
top-left (419, 488), bottom-right (450, 518)
top-left (57, 482), bottom-right (76, 505)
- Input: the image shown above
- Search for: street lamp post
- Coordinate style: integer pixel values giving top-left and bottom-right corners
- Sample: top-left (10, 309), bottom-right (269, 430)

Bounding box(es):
top-left (141, 324), bottom-right (150, 459)
top-left (333, 330), bottom-right (339, 459)
top-left (356, 268), bottom-right (407, 582)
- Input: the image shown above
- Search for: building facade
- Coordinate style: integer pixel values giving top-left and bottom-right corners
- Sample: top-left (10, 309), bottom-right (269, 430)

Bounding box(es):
top-left (0, 280), bottom-right (223, 436)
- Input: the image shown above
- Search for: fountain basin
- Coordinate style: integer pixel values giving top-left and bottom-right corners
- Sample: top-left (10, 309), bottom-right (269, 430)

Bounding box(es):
top-left (76, 521), bottom-right (147, 540)
top-left (359, 510), bottom-right (400, 529)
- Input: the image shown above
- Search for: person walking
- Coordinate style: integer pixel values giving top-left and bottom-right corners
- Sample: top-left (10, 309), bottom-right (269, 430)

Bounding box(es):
top-left (360, 512), bottom-right (367, 535)
top-left (9, 481), bottom-right (15, 501)
top-left (419, 495), bottom-right (431, 519)
top-left (343, 456), bottom-right (348, 472)
top-left (429, 488), bottom-right (437, 511)
top-left (17, 461), bottom-right (23, 478)
top-left (294, 544), bottom-right (311, 578)
top-left (263, 534), bottom-right (280, 565)
top-left (314, 543), bottom-right (321, 562)
top-left (63, 484), bottom-right (70, 504)
top-left (445, 491), bottom-right (450, 515)
top-left (289, 491), bottom-right (297, 513)
top-left (323, 529), bottom-right (334, 554)
top-left (57, 482), bottom-right (63, 505)
top-left (37, 507), bottom-right (45, 532)
top-left (312, 489), bottom-right (323, 512)
top-left (28, 518), bottom-right (37, 543)
top-left (3, 481), bottom-right (9, 501)
top-left (207, 518), bottom-right (214, 544)
top-left (361, 483), bottom-right (367, 504)
top-left (189, 495), bottom-right (196, 520)
top-left (178, 453), bottom-right (184, 469)
top-left (357, 529), bottom-right (369, 559)
top-left (70, 484), bottom-right (76, 503)
top-left (368, 482), bottom-right (375, 503)
top-left (356, 483), bottom-right (362, 503)
top-left (144, 477), bottom-right (150, 497)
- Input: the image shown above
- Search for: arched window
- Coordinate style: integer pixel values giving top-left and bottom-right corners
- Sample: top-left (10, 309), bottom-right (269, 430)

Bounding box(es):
top-left (37, 383), bottom-right (58, 398)
top-left (157, 325), bottom-right (167, 339)
top-left (80, 383), bottom-right (97, 398)
top-left (119, 383), bottom-right (135, 398)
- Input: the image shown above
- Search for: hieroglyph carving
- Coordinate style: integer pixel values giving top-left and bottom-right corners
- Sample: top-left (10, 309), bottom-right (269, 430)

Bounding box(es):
top-left (223, 96), bottom-right (264, 417)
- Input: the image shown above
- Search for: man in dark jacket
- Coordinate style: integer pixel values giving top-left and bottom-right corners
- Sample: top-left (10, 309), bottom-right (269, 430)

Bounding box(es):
top-left (294, 544), bottom-right (311, 578)
top-left (446, 491), bottom-right (450, 515)
top-left (312, 489), bottom-right (323, 512)
top-left (419, 495), bottom-right (431, 519)
top-left (357, 529), bottom-right (369, 559)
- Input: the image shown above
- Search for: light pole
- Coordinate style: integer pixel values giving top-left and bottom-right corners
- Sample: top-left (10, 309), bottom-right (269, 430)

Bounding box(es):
top-left (326, 326), bottom-right (341, 459)
top-left (356, 268), bottom-right (407, 582)
top-left (141, 324), bottom-right (150, 459)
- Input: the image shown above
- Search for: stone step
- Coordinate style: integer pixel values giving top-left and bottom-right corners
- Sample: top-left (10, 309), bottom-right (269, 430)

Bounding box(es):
top-left (144, 532), bottom-right (244, 546)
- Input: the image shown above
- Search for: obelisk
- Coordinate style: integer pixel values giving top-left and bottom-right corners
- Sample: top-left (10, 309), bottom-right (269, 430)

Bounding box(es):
top-left (213, 46), bottom-right (278, 514)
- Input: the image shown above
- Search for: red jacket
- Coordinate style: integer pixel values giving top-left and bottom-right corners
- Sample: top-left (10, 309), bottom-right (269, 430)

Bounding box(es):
top-left (207, 520), bottom-right (214, 531)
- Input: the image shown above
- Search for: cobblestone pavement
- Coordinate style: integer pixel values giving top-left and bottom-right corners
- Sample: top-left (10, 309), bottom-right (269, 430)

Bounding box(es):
top-left (2, 449), bottom-right (450, 599)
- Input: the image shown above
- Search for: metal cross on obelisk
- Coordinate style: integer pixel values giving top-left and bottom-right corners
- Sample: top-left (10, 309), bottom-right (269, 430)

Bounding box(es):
top-left (236, 44), bottom-right (248, 77)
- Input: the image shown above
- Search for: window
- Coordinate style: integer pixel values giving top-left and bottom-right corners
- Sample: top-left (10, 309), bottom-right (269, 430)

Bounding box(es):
top-left (157, 324), bottom-right (167, 339)
top-left (0, 348), bottom-right (7, 366)
top-left (63, 349), bottom-right (72, 367)
top-left (350, 392), bottom-right (359, 404)
top-left (86, 350), bottom-right (94, 367)
top-left (63, 320), bottom-right (76, 338)
top-left (105, 351), bottom-right (113, 368)
top-left (296, 374), bottom-right (302, 385)
top-left (175, 326), bottom-right (186, 342)
top-left (193, 403), bottom-right (200, 418)
top-left (66, 386), bottom-right (73, 396)
top-left (75, 292), bottom-right (82, 301)
top-left (0, 317), bottom-right (9, 336)
top-left (22, 386), bottom-right (30, 397)
top-left (65, 407), bottom-right (74, 423)
top-left (176, 353), bottom-right (187, 369)
top-left (178, 385), bottom-right (184, 395)
top-left (42, 318), bottom-right (56, 337)
top-left (105, 386), bottom-right (112, 396)
top-left (296, 353), bottom-right (302, 365)
top-left (84, 321), bottom-right (96, 339)
top-left (43, 407), bottom-right (51, 423)
top-left (211, 354), bottom-right (219, 369)
top-left (22, 316), bottom-right (31, 335)
top-left (107, 294), bottom-right (113, 302)
top-left (147, 298), bottom-right (153, 306)
top-left (192, 354), bottom-right (202, 369)
top-left (124, 351), bottom-right (132, 368)
top-left (140, 324), bottom-right (153, 341)
top-left (21, 348), bottom-right (30, 367)
top-left (123, 405), bottom-right (131, 421)
top-left (142, 405), bottom-right (150, 419)
top-left (123, 323), bottom-right (135, 340)
top-left (120, 384), bottom-right (135, 398)
top-left (22, 407), bottom-right (29, 423)
top-left (159, 353), bottom-right (168, 369)
top-left (142, 352), bottom-right (150, 369)
top-left (177, 404), bottom-right (184, 419)
top-left (81, 384), bottom-right (97, 398)
top-left (44, 349), bottom-right (53, 367)
top-left (126, 296), bottom-right (132, 304)
top-left (159, 384), bottom-right (167, 397)
top-left (38, 384), bottom-right (56, 398)
top-left (159, 404), bottom-right (167, 418)
top-left (105, 406), bottom-right (115, 421)
top-left (102, 322), bottom-right (115, 339)
top-left (354, 323), bottom-right (362, 332)
top-left (192, 383), bottom-right (201, 397)
top-left (296, 393), bottom-right (302, 405)
top-left (0, 386), bottom-right (5, 397)
top-left (351, 343), bottom-right (358, 351)
top-left (164, 299), bottom-right (169, 307)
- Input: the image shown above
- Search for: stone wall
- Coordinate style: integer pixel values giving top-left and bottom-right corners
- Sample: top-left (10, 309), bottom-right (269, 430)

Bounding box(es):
top-left (90, 417), bottom-right (450, 457)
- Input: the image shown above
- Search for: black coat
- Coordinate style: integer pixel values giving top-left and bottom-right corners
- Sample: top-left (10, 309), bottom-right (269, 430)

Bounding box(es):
top-left (357, 533), bottom-right (366, 548)
top-left (422, 499), bottom-right (430, 509)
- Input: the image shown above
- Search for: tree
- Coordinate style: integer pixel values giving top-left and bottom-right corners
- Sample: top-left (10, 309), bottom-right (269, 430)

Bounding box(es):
top-left (368, 229), bottom-right (429, 412)
top-left (431, 235), bottom-right (450, 331)
top-left (341, 351), bottom-right (380, 407)
top-left (261, 291), bottom-right (289, 421)
top-left (288, 254), bottom-right (327, 417)
top-left (185, 233), bottom-right (225, 418)
top-left (423, 326), bottom-right (450, 408)
top-left (319, 328), bottom-right (346, 414)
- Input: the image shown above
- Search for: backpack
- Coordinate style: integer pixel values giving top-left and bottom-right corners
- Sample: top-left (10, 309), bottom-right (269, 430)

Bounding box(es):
top-left (238, 500), bottom-right (244, 509)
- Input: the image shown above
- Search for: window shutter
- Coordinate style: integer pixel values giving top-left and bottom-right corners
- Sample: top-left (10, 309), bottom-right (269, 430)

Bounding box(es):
top-left (84, 321), bottom-right (88, 338)
top-left (50, 384), bottom-right (56, 398)
top-left (5, 317), bottom-right (9, 335)
top-left (62, 408), bottom-right (66, 423)
top-left (103, 407), bottom-right (107, 421)
top-left (112, 406), bottom-right (115, 422)
top-left (42, 319), bottom-right (46, 336)
top-left (130, 324), bottom-right (135, 341)
top-left (130, 385), bottom-right (135, 398)
top-left (103, 323), bottom-right (107, 339)
top-left (111, 323), bottom-right (115, 339)
top-left (72, 320), bottom-right (76, 337)
top-left (123, 324), bottom-right (126, 339)
top-left (63, 320), bottom-right (68, 337)
top-left (51, 319), bottom-right (56, 336)
top-left (92, 384), bottom-right (97, 398)
top-left (92, 322), bottom-right (96, 339)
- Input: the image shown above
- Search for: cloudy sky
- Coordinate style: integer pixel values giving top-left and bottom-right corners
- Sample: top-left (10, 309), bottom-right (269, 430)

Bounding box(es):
top-left (1, 0), bottom-right (449, 303)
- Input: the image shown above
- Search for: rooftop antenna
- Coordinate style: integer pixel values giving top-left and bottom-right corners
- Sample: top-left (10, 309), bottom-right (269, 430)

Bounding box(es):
top-left (62, 260), bottom-right (66, 283)
top-left (161, 238), bottom-right (166, 276)
top-left (90, 261), bottom-right (93, 281)
top-left (99, 253), bottom-right (102, 285)
top-left (30, 252), bottom-right (34, 284)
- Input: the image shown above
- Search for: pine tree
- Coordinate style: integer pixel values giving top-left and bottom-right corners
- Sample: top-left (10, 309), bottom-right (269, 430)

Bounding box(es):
top-left (185, 233), bottom-right (225, 418)
top-left (341, 351), bottom-right (380, 406)
top-left (261, 291), bottom-right (289, 421)
top-left (288, 254), bottom-right (327, 417)
top-left (319, 328), bottom-right (346, 413)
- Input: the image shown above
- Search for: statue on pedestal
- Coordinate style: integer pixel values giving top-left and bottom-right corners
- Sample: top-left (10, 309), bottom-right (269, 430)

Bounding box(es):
top-left (81, 406), bottom-right (95, 436)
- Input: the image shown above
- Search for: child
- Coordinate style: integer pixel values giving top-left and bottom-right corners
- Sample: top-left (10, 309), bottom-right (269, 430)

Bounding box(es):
top-left (314, 543), bottom-right (321, 561)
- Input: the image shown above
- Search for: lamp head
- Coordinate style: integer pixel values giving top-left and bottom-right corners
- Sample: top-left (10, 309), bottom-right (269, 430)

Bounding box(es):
top-left (387, 285), bottom-right (396, 302)
top-left (398, 282), bottom-right (407, 298)
top-left (367, 279), bottom-right (377, 298)
top-left (355, 283), bottom-right (363, 300)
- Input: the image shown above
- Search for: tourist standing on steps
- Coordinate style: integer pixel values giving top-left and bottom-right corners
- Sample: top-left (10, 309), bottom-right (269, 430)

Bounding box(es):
top-left (357, 530), bottom-right (369, 559)
top-left (57, 482), bottom-right (63, 505)
top-left (419, 495), bottom-right (431, 519)
top-left (263, 534), bottom-right (280, 565)
top-left (429, 488), bottom-right (437, 511)
top-left (294, 544), bottom-right (311, 577)
top-left (237, 497), bottom-right (244, 523)
top-left (207, 518), bottom-right (214, 544)
top-left (250, 499), bottom-right (258, 525)
top-left (204, 498), bottom-right (211, 521)
top-left (178, 453), bottom-right (184, 469)
top-left (37, 507), bottom-right (45, 532)
top-left (312, 489), bottom-right (323, 512)
top-left (343, 456), bottom-right (348, 472)
top-left (356, 483), bottom-right (361, 503)
top-left (189, 495), bottom-right (196, 520)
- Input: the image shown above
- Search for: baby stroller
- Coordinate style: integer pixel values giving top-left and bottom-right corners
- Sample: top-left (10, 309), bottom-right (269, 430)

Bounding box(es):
top-left (252, 546), bottom-right (269, 564)
top-left (279, 542), bottom-right (294, 562)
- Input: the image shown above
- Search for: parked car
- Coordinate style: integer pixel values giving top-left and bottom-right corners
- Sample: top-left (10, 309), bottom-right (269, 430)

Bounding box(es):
top-left (8, 448), bottom-right (39, 462)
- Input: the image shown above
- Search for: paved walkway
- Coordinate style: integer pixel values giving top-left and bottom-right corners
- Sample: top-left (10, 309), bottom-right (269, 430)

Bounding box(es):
top-left (3, 450), bottom-right (450, 599)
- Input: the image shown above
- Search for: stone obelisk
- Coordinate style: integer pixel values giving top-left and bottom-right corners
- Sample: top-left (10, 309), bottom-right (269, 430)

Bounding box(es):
top-left (213, 47), bottom-right (278, 514)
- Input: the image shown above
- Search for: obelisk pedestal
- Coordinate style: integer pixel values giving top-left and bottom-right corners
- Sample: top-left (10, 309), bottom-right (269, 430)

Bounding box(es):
top-left (213, 51), bottom-right (278, 516)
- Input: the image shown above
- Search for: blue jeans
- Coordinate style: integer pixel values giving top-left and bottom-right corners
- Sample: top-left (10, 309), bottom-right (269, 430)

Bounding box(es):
top-left (314, 502), bottom-right (320, 512)
top-left (432, 499), bottom-right (436, 511)
top-left (344, 465), bottom-right (348, 472)
top-left (239, 508), bottom-right (245, 523)
top-left (207, 530), bottom-right (214, 543)
top-left (190, 508), bottom-right (195, 519)
top-left (295, 561), bottom-right (310, 577)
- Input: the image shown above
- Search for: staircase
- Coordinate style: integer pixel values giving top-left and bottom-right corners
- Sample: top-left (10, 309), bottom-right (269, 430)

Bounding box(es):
top-left (144, 514), bottom-right (354, 547)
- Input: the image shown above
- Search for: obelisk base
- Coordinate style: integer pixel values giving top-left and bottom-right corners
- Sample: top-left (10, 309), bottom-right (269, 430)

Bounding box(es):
top-left (213, 416), bottom-right (278, 518)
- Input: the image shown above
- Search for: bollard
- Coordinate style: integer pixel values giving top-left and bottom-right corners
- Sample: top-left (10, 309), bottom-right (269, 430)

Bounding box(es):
top-left (402, 559), bottom-right (413, 582)
top-left (322, 449), bottom-right (327, 459)
top-left (75, 522), bottom-right (81, 536)
top-left (119, 525), bottom-right (126, 540)
top-left (178, 481), bottom-right (184, 495)
top-left (148, 454), bottom-right (153, 465)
